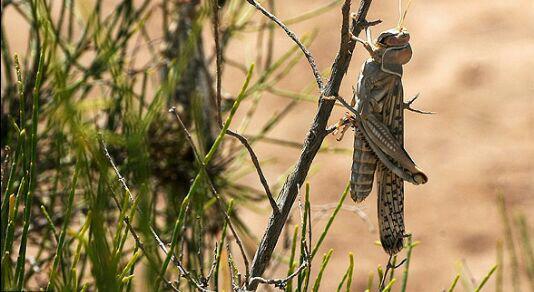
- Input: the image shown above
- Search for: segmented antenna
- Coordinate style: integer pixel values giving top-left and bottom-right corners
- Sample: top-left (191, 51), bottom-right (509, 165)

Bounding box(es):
top-left (397, 0), bottom-right (414, 30)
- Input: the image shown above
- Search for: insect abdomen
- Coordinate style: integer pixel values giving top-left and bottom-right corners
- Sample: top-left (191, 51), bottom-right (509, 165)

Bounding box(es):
top-left (350, 127), bottom-right (378, 203)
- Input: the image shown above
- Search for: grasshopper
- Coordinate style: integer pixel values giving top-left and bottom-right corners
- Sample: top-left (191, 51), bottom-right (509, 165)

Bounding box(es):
top-left (336, 0), bottom-right (431, 255)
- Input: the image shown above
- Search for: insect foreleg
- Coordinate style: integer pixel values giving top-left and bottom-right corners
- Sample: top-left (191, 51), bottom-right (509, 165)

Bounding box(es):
top-left (366, 26), bottom-right (373, 45)
top-left (404, 93), bottom-right (434, 115)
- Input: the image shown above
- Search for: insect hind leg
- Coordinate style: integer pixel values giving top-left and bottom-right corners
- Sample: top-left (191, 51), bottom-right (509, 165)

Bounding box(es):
top-left (350, 127), bottom-right (378, 202)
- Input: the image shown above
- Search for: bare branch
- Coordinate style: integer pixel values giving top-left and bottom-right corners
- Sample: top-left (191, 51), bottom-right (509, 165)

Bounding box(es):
top-left (212, 0), bottom-right (223, 126)
top-left (205, 244), bottom-right (219, 284)
top-left (226, 129), bottom-right (278, 213)
top-left (312, 203), bottom-right (375, 232)
top-left (248, 260), bottom-right (308, 289)
top-left (226, 243), bottom-right (239, 291)
top-left (245, 0), bottom-right (324, 90)
top-left (246, 1), bottom-right (376, 290)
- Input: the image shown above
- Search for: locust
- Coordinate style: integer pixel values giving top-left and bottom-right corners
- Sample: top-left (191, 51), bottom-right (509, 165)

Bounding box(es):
top-left (335, 1), bottom-right (431, 255)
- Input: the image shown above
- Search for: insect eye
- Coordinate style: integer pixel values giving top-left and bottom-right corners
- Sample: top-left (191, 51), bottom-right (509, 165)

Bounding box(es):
top-left (377, 37), bottom-right (389, 46)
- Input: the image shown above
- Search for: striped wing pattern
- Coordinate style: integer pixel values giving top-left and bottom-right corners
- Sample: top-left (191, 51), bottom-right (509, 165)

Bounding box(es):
top-left (376, 81), bottom-right (406, 255)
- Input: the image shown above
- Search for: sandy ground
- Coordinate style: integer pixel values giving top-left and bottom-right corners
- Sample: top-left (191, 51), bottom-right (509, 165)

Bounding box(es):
top-left (3, 0), bottom-right (534, 291)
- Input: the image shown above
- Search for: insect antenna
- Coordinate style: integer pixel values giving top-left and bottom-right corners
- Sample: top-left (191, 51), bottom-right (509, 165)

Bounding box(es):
top-left (397, 0), bottom-right (414, 30)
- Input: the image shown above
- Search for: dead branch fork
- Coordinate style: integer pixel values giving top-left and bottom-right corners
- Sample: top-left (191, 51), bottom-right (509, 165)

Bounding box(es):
top-left (244, 0), bottom-right (378, 290)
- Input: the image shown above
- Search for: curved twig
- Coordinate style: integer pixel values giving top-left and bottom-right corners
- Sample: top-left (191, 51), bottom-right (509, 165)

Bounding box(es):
top-left (226, 129), bottom-right (278, 213)
top-left (245, 0), bottom-right (324, 90)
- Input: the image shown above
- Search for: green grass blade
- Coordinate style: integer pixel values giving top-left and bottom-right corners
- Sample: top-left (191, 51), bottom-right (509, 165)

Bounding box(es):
top-left (447, 274), bottom-right (460, 292)
top-left (382, 278), bottom-right (396, 292)
top-left (213, 201), bottom-right (231, 289)
top-left (312, 249), bottom-right (333, 292)
top-left (496, 240), bottom-right (503, 292)
top-left (159, 196), bottom-right (189, 277)
top-left (285, 225), bottom-right (299, 292)
top-left (497, 193), bottom-right (520, 292)
top-left (2, 176), bottom-right (26, 264)
top-left (474, 265), bottom-right (497, 292)
top-left (366, 271), bottom-right (374, 291)
top-left (39, 205), bottom-right (60, 243)
top-left (516, 215), bottom-right (534, 290)
top-left (14, 49), bottom-right (45, 290)
top-left (377, 265), bottom-right (384, 285)
top-left (401, 236), bottom-right (418, 292)
top-left (336, 252), bottom-right (354, 292)
top-left (46, 163), bottom-right (80, 291)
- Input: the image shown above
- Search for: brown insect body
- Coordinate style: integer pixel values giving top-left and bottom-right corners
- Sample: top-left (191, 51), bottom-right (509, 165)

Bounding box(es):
top-left (350, 28), bottom-right (427, 255)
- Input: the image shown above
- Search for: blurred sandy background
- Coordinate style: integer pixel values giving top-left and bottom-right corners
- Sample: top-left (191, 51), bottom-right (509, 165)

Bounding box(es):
top-left (3, 0), bottom-right (534, 290)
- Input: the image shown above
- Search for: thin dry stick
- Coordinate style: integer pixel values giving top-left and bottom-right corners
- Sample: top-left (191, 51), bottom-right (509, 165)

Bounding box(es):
top-left (245, 0), bottom-right (324, 90)
top-left (226, 129), bottom-right (278, 213)
top-left (248, 260), bottom-right (308, 289)
top-left (205, 244), bottom-right (219, 284)
top-left (226, 243), bottom-right (239, 291)
top-left (211, 0), bottom-right (279, 218)
top-left (311, 203), bottom-right (375, 232)
top-left (212, 0), bottom-right (223, 126)
top-left (245, 1), bottom-right (377, 289)
top-left (168, 107), bottom-right (251, 282)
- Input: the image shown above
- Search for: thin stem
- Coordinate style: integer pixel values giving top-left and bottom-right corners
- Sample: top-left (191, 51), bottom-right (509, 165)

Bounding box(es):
top-left (248, 259), bottom-right (308, 289)
top-left (226, 129), bottom-right (278, 213)
top-left (212, 0), bottom-right (223, 126)
top-left (245, 0), bottom-right (324, 90)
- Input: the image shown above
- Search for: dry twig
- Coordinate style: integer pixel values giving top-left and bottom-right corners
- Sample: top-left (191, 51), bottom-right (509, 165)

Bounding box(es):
top-left (245, 0), bottom-right (324, 90)
top-left (248, 260), bottom-right (308, 289)
top-left (212, 0), bottom-right (223, 126)
top-left (226, 129), bottom-right (278, 213)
